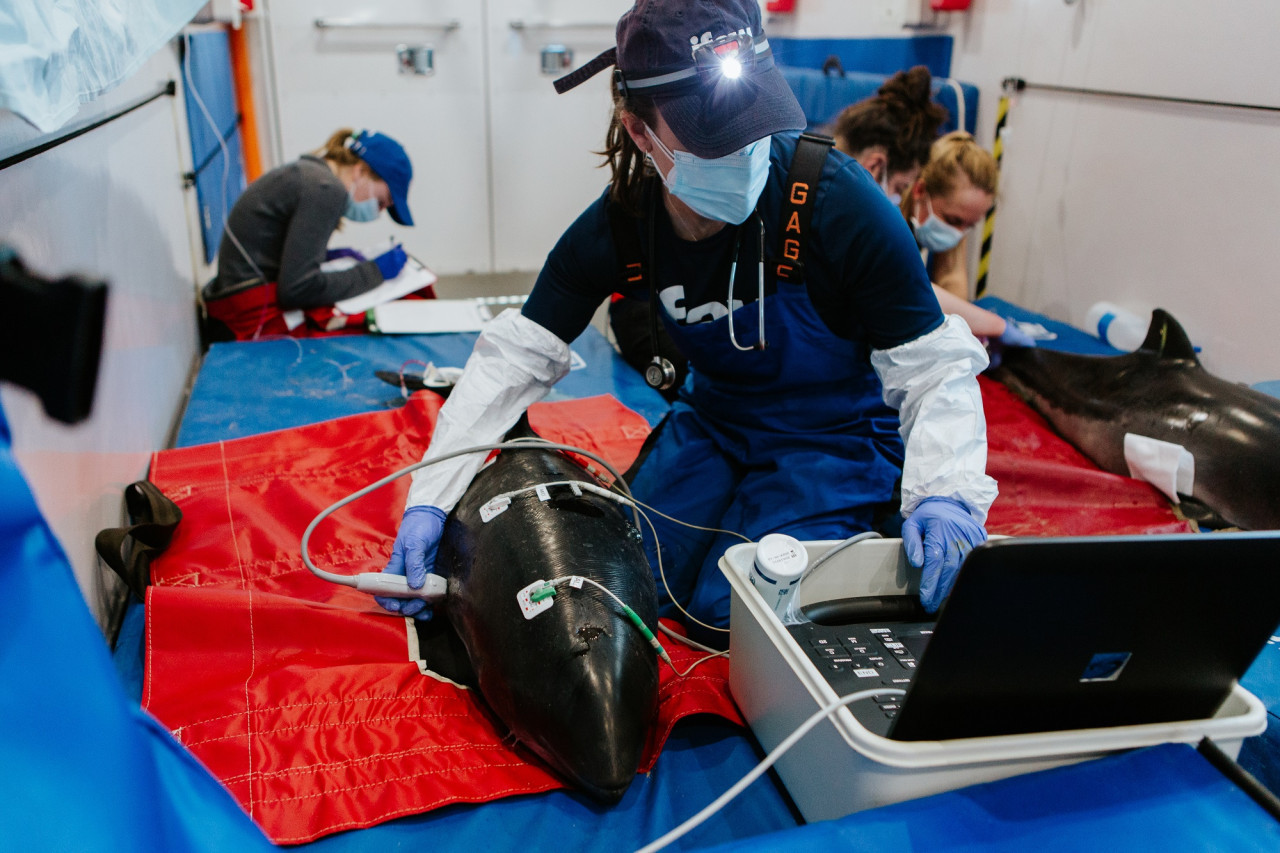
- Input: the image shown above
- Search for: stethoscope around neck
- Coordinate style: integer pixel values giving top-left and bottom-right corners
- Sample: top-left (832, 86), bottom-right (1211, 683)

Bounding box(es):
top-left (643, 185), bottom-right (768, 392)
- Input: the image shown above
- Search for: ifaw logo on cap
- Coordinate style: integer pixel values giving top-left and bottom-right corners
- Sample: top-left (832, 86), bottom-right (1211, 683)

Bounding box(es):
top-left (689, 27), bottom-right (754, 54)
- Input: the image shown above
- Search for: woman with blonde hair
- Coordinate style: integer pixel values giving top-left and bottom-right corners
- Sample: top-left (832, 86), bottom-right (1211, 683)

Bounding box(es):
top-left (903, 130), bottom-right (998, 301)
top-left (896, 130), bottom-right (1031, 344)
top-left (202, 127), bottom-right (416, 341)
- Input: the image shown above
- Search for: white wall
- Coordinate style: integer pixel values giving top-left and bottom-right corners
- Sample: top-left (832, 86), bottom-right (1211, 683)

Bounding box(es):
top-left (0, 46), bottom-right (205, 629)
top-left (941, 0), bottom-right (1280, 384)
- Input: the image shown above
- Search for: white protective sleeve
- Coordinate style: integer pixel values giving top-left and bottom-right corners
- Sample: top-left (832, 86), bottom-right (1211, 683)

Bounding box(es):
top-left (404, 310), bottom-right (571, 513)
top-left (870, 314), bottom-right (1000, 523)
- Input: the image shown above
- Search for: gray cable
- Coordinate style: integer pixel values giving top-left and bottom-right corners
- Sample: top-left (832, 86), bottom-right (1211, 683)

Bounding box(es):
top-left (634, 686), bottom-right (907, 853)
top-left (300, 439), bottom-right (632, 587)
top-left (782, 531), bottom-right (883, 625)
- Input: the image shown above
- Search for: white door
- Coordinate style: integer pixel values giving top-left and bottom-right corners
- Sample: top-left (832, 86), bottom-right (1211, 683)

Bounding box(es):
top-left (485, 0), bottom-right (632, 272)
top-left (263, 0), bottom-right (491, 275)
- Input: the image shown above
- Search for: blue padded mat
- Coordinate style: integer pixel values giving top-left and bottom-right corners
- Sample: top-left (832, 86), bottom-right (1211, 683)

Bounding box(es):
top-left (176, 325), bottom-right (669, 447)
top-left (700, 744), bottom-right (1280, 853)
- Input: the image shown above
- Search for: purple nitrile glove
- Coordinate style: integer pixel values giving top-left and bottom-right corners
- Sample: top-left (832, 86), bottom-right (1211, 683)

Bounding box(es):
top-left (373, 244), bottom-right (408, 281)
top-left (998, 318), bottom-right (1037, 348)
top-left (376, 505), bottom-right (447, 620)
top-left (902, 497), bottom-right (987, 614)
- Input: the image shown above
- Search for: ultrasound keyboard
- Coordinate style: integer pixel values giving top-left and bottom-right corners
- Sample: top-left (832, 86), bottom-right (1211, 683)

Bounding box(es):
top-left (787, 620), bottom-right (934, 737)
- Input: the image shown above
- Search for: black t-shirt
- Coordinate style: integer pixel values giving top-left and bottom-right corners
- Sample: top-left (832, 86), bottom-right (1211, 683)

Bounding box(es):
top-left (524, 132), bottom-right (942, 351)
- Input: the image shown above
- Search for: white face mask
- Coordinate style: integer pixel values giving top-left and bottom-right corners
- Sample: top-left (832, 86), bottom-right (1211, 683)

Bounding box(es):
top-left (911, 195), bottom-right (964, 252)
top-left (646, 126), bottom-right (771, 225)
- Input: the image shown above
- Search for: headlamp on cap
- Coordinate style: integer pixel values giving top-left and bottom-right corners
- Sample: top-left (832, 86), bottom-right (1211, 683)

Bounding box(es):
top-left (609, 30), bottom-right (771, 98)
top-left (692, 32), bottom-right (755, 81)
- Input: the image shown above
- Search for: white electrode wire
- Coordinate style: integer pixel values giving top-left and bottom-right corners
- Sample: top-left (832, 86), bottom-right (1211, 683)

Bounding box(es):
top-left (301, 440), bottom-right (631, 585)
top-left (612, 489), bottom-right (753, 546)
top-left (634, 686), bottom-right (907, 853)
top-left (658, 623), bottom-right (722, 654)
top-left (491, 476), bottom-right (747, 636)
top-left (667, 648), bottom-right (728, 676)
top-left (558, 577), bottom-right (726, 677)
top-left (633, 503), bottom-right (730, 635)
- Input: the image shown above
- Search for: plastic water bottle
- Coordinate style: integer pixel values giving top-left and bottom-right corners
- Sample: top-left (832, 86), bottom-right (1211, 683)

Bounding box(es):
top-left (1084, 302), bottom-right (1150, 352)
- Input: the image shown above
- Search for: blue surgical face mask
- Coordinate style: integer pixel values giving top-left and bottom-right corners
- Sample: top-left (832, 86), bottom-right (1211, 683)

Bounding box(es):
top-left (646, 127), bottom-right (771, 225)
top-left (878, 176), bottom-right (901, 206)
top-left (911, 195), bottom-right (964, 252)
top-left (344, 193), bottom-right (380, 222)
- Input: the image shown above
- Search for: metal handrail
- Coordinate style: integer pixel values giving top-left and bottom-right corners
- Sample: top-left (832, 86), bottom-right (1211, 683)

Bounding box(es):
top-left (314, 17), bottom-right (461, 31)
top-left (508, 20), bottom-right (616, 31)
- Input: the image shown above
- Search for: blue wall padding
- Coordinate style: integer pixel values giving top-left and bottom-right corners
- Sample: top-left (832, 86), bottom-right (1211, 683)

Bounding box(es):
top-left (0, 403), bottom-right (273, 852)
top-left (780, 65), bottom-right (978, 135)
top-left (769, 36), bottom-right (953, 79)
top-left (182, 30), bottom-right (246, 265)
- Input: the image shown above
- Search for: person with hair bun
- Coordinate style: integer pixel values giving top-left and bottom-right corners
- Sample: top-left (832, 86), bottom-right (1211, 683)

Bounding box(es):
top-left (202, 127), bottom-right (416, 342)
top-left (831, 65), bottom-right (946, 203)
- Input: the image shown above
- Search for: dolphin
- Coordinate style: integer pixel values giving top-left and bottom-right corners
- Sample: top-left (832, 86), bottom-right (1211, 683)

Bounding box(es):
top-left (991, 309), bottom-right (1280, 531)
top-left (421, 418), bottom-right (660, 803)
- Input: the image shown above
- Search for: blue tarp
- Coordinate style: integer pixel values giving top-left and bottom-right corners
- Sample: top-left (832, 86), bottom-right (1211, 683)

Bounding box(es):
top-left (0, 400), bottom-right (274, 851)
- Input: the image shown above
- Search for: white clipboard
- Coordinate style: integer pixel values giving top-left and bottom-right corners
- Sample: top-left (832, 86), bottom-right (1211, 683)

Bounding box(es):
top-left (368, 299), bottom-right (495, 334)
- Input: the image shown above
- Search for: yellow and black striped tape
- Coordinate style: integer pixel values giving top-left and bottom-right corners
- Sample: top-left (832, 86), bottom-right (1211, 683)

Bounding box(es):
top-left (974, 94), bottom-right (1009, 299)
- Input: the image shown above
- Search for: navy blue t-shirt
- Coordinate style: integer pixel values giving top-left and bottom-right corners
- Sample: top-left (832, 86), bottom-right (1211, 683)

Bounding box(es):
top-left (524, 132), bottom-right (942, 351)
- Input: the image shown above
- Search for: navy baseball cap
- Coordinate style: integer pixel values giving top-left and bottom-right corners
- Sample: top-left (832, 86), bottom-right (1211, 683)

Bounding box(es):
top-left (554, 0), bottom-right (805, 159)
top-left (349, 130), bottom-right (414, 226)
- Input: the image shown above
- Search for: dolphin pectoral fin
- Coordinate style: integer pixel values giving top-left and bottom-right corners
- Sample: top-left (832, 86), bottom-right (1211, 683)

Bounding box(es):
top-left (411, 611), bottom-right (479, 688)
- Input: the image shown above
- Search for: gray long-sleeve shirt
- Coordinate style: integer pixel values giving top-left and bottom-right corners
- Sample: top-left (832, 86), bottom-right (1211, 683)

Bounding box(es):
top-left (205, 155), bottom-right (382, 309)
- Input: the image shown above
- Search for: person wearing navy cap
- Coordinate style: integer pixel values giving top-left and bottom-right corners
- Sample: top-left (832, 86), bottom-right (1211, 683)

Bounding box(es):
top-left (202, 127), bottom-right (416, 342)
top-left (380, 0), bottom-right (999, 636)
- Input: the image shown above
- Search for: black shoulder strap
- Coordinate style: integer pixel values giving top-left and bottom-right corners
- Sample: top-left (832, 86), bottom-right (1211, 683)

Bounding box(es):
top-left (773, 132), bottom-right (834, 284)
top-left (606, 195), bottom-right (647, 294)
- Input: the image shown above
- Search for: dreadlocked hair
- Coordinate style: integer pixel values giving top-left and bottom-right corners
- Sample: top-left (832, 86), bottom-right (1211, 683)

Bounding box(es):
top-left (598, 88), bottom-right (661, 216)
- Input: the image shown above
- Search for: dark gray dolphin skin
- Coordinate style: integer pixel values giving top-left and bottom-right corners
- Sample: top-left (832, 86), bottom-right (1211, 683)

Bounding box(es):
top-left (428, 418), bottom-right (660, 803)
top-left (992, 309), bottom-right (1280, 530)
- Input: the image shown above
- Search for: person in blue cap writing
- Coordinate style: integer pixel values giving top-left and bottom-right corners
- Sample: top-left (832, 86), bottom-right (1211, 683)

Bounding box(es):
top-left (203, 128), bottom-right (415, 341)
top-left (381, 0), bottom-right (999, 634)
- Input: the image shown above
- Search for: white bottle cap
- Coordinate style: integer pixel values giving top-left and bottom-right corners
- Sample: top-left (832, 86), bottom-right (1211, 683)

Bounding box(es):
top-left (750, 533), bottom-right (809, 618)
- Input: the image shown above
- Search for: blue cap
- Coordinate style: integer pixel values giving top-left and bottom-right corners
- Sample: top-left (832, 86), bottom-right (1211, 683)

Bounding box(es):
top-left (349, 130), bottom-right (414, 226)
top-left (554, 0), bottom-right (805, 159)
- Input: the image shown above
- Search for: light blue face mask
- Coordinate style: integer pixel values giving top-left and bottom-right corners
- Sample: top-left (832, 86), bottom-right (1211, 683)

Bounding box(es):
top-left (646, 127), bottom-right (772, 225)
top-left (911, 196), bottom-right (965, 252)
top-left (344, 194), bottom-right (381, 223)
